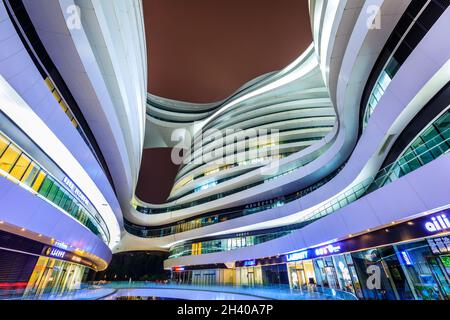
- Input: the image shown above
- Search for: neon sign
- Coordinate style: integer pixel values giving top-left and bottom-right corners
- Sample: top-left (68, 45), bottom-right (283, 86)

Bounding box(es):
top-left (46, 248), bottom-right (65, 259)
top-left (173, 266), bottom-right (185, 272)
top-left (243, 260), bottom-right (256, 267)
top-left (314, 244), bottom-right (341, 256)
top-left (424, 214), bottom-right (450, 233)
top-left (286, 250), bottom-right (308, 262)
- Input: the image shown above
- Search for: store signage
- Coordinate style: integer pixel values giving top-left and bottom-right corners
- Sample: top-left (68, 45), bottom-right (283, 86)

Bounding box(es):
top-left (46, 247), bottom-right (66, 259)
top-left (173, 266), bottom-right (185, 272)
top-left (427, 236), bottom-right (450, 255)
top-left (62, 176), bottom-right (90, 207)
top-left (243, 260), bottom-right (256, 267)
top-left (54, 241), bottom-right (69, 250)
top-left (400, 251), bottom-right (413, 265)
top-left (424, 214), bottom-right (450, 233)
top-left (286, 250), bottom-right (308, 262)
top-left (315, 244), bottom-right (341, 256)
top-left (277, 209), bottom-right (450, 266)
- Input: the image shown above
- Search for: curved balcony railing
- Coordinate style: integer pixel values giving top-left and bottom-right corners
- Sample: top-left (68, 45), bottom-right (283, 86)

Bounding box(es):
top-left (167, 116), bottom-right (450, 258)
top-left (134, 136), bottom-right (334, 215)
top-left (362, 0), bottom-right (449, 129)
top-left (125, 164), bottom-right (343, 238)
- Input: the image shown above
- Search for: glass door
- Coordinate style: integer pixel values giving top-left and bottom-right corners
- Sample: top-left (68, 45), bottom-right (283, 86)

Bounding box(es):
top-left (428, 256), bottom-right (450, 300)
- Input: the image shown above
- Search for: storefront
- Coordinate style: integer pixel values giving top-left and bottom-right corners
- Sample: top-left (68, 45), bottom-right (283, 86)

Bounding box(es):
top-left (287, 260), bottom-right (316, 289)
top-left (280, 209), bottom-right (450, 300)
top-left (313, 254), bottom-right (362, 297)
top-left (0, 228), bottom-right (101, 299)
top-left (23, 256), bottom-right (88, 297)
top-left (171, 209), bottom-right (450, 299)
top-left (235, 263), bottom-right (263, 287)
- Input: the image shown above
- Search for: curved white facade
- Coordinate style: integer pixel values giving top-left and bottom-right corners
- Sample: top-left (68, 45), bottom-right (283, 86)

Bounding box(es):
top-left (118, 3), bottom-right (450, 293)
top-left (0, 0), bottom-right (147, 282)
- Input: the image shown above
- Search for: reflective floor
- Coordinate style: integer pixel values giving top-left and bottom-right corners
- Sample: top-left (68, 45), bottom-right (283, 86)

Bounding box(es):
top-left (3, 282), bottom-right (357, 300)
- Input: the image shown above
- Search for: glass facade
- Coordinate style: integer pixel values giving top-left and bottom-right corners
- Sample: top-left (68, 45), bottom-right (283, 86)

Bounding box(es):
top-left (0, 131), bottom-right (108, 242)
top-left (126, 165), bottom-right (344, 237)
top-left (169, 230), bottom-right (292, 259)
top-left (171, 235), bottom-right (450, 300)
top-left (363, 0), bottom-right (449, 128)
top-left (22, 256), bottom-right (88, 299)
top-left (130, 107), bottom-right (450, 242)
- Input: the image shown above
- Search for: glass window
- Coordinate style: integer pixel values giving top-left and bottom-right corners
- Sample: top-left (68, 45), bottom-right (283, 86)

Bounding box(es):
top-left (46, 181), bottom-right (60, 201)
top-left (0, 134), bottom-right (9, 156)
top-left (32, 171), bottom-right (46, 192)
top-left (0, 144), bottom-right (21, 173)
top-left (9, 154), bottom-right (31, 180)
top-left (21, 163), bottom-right (40, 187)
top-left (38, 177), bottom-right (53, 197)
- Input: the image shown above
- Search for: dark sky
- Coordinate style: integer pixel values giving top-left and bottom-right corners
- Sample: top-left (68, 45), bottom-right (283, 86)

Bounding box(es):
top-left (135, 148), bottom-right (180, 204)
top-left (144, 0), bottom-right (312, 103)
top-left (140, 1), bottom-right (312, 203)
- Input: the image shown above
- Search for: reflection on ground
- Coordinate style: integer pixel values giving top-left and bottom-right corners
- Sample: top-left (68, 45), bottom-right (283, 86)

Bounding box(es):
top-left (2, 282), bottom-right (358, 300)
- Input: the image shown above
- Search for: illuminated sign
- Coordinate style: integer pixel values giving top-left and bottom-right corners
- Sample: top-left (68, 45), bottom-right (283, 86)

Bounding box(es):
top-left (46, 247), bottom-right (65, 259)
top-left (243, 260), bottom-right (256, 267)
top-left (62, 176), bottom-right (90, 207)
top-left (424, 214), bottom-right (450, 233)
top-left (54, 241), bottom-right (69, 250)
top-left (286, 250), bottom-right (308, 262)
top-left (427, 236), bottom-right (450, 255)
top-left (315, 244), bottom-right (341, 256)
top-left (400, 251), bottom-right (413, 265)
top-left (173, 267), bottom-right (185, 272)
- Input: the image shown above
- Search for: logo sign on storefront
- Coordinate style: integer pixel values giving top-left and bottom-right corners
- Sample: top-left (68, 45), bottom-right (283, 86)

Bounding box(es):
top-left (243, 260), bottom-right (256, 267)
top-left (314, 244), bottom-right (341, 257)
top-left (286, 250), bottom-right (309, 262)
top-left (424, 214), bottom-right (450, 233)
top-left (54, 241), bottom-right (69, 250)
top-left (427, 236), bottom-right (450, 255)
top-left (62, 176), bottom-right (90, 207)
top-left (45, 247), bottom-right (66, 259)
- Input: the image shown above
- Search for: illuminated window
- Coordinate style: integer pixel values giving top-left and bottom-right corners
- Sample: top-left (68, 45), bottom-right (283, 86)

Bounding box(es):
top-left (0, 144), bottom-right (21, 173)
top-left (9, 154), bottom-right (31, 180)
top-left (21, 163), bottom-right (40, 186)
top-left (32, 171), bottom-right (46, 192)
top-left (0, 134), bottom-right (9, 155)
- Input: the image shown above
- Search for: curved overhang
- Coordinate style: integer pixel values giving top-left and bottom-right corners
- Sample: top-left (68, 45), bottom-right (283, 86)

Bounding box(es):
top-left (21, 0), bottom-right (148, 219)
top-left (119, 0), bottom-right (450, 255)
top-left (0, 73), bottom-right (121, 248)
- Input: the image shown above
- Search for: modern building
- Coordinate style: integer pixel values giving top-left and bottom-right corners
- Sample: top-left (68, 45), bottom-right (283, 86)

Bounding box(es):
top-left (1, 0), bottom-right (450, 300)
top-left (0, 0), bottom-right (145, 297)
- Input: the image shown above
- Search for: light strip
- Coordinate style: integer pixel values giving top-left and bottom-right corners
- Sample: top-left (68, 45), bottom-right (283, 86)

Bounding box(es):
top-left (194, 44), bottom-right (317, 134)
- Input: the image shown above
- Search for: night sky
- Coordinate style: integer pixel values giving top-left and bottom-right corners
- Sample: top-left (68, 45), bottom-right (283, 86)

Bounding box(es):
top-left (139, 0), bottom-right (312, 203)
top-left (144, 0), bottom-right (312, 103)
